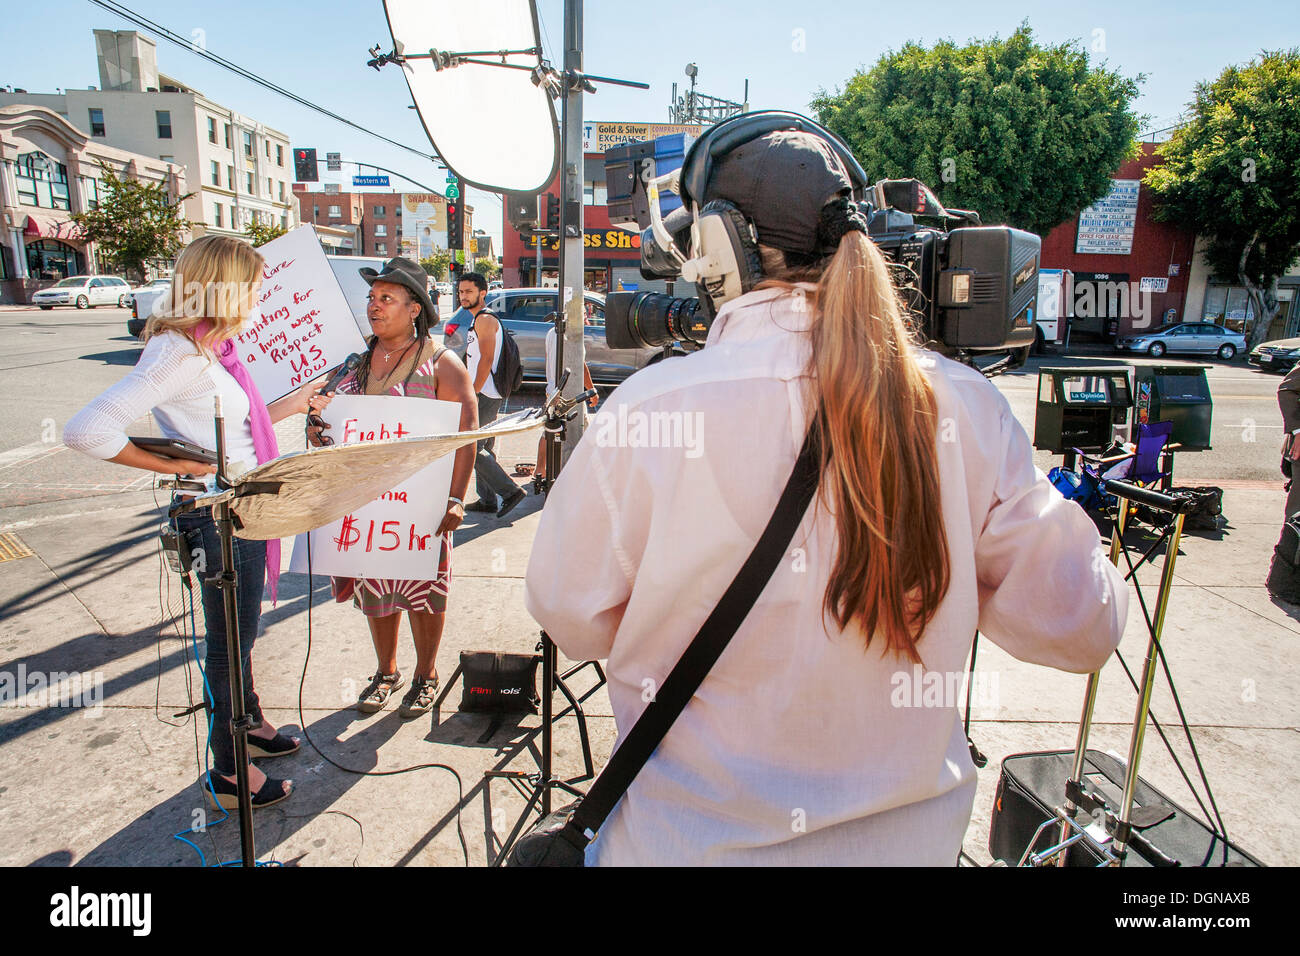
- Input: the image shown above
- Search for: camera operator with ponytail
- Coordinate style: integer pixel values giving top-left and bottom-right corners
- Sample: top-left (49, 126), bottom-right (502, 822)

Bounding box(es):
top-left (523, 114), bottom-right (1128, 866)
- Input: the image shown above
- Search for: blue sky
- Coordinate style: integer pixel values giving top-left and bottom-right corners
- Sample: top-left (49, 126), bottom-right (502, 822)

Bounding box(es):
top-left (5, 0), bottom-right (1297, 251)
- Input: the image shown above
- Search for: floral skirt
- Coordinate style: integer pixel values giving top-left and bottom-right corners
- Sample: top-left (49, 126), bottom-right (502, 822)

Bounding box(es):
top-left (331, 532), bottom-right (451, 616)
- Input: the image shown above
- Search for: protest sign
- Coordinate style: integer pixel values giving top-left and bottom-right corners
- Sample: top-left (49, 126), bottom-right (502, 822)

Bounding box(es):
top-left (288, 394), bottom-right (461, 580)
top-left (233, 225), bottom-right (367, 403)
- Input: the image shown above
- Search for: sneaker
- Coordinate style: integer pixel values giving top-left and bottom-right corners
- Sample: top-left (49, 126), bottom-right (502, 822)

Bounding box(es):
top-left (356, 670), bottom-right (404, 713)
top-left (398, 675), bottom-right (440, 719)
top-left (464, 499), bottom-right (497, 513)
top-left (496, 487), bottom-right (527, 518)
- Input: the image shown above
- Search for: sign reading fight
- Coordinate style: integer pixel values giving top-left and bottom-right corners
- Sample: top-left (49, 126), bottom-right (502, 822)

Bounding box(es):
top-left (289, 395), bottom-right (461, 580)
top-left (234, 226), bottom-right (366, 403)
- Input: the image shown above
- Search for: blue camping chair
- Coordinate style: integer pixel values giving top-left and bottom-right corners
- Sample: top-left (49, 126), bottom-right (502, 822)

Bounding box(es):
top-left (1050, 421), bottom-right (1179, 518)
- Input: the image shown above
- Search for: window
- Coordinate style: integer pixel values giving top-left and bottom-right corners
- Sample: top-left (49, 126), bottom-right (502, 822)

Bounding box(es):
top-left (374, 205), bottom-right (386, 217)
top-left (15, 153), bottom-right (70, 209)
top-left (276, 144), bottom-right (284, 167)
top-left (227, 165), bottom-right (235, 190)
top-left (278, 181), bottom-right (285, 201)
top-left (88, 108), bottom-right (105, 137)
top-left (265, 140), bottom-right (271, 159)
top-left (374, 224), bottom-right (387, 236)
top-left (211, 161), bottom-right (220, 186)
top-left (313, 205), bottom-right (319, 219)
top-left (230, 204), bottom-right (237, 225)
top-left (376, 243), bottom-right (387, 255)
top-left (84, 177), bottom-right (100, 210)
top-left (328, 205), bottom-right (341, 218)
top-left (160, 155), bottom-right (173, 164)
top-left (267, 176), bottom-right (273, 196)
top-left (246, 172), bottom-right (254, 194)
top-left (207, 117), bottom-right (217, 143)
top-left (243, 131), bottom-right (253, 159)
top-left (224, 123), bottom-right (231, 148)
top-left (214, 203), bottom-right (223, 228)
top-left (281, 214), bottom-right (288, 230)
top-left (156, 110), bottom-right (172, 139)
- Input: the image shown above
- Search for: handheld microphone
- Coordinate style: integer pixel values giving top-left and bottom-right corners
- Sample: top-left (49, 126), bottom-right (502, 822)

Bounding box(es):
top-left (320, 352), bottom-right (363, 395)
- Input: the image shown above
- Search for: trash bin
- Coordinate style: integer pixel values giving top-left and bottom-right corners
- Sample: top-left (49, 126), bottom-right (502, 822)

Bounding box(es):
top-left (1132, 365), bottom-right (1213, 451)
top-left (1034, 366), bottom-right (1134, 454)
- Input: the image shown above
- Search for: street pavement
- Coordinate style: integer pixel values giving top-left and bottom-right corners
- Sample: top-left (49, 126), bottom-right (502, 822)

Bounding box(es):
top-left (1, 305), bottom-right (1297, 866)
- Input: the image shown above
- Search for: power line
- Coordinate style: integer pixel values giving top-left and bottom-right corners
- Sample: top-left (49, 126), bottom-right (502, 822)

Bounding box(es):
top-left (86, 0), bottom-right (441, 165)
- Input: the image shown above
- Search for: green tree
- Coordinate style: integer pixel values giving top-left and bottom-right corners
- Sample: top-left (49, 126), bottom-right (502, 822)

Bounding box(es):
top-left (419, 250), bottom-right (451, 280)
top-left (811, 23), bottom-right (1143, 238)
top-left (475, 257), bottom-right (500, 279)
top-left (244, 220), bottom-right (288, 247)
top-left (1145, 50), bottom-right (1300, 349)
top-left (72, 164), bottom-right (192, 281)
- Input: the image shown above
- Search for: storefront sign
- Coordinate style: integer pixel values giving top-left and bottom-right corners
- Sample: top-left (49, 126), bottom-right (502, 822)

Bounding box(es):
top-left (523, 228), bottom-right (642, 252)
top-left (1139, 277), bottom-right (1169, 293)
top-left (582, 122), bottom-right (703, 153)
top-left (1076, 179), bottom-right (1141, 255)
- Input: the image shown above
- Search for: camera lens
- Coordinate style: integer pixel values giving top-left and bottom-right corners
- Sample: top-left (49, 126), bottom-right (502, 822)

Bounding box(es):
top-left (606, 292), bottom-right (712, 350)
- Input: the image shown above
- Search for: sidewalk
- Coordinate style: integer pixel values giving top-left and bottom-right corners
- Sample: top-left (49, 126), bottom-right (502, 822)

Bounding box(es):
top-left (1, 433), bottom-right (1296, 866)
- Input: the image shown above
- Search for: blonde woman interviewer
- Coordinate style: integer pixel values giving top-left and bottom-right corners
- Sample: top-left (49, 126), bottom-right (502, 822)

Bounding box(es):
top-left (65, 235), bottom-right (323, 810)
top-left (524, 115), bottom-right (1129, 866)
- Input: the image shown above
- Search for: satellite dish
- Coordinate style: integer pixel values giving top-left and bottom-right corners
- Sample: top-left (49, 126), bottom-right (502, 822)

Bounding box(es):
top-left (382, 0), bottom-right (560, 194)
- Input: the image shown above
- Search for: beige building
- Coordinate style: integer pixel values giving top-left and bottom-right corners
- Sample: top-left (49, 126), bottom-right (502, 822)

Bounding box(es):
top-left (0, 30), bottom-right (297, 247)
top-left (0, 104), bottom-right (185, 303)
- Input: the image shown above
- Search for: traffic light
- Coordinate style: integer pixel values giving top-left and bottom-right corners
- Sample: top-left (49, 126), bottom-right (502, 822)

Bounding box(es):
top-left (447, 199), bottom-right (463, 251)
top-left (545, 193), bottom-right (560, 231)
top-left (293, 148), bottom-right (318, 182)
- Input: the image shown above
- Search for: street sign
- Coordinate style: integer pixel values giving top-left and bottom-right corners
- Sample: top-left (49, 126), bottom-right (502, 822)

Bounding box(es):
top-left (353, 175), bottom-right (390, 187)
top-left (445, 182), bottom-right (460, 200)
top-left (326, 152), bottom-right (341, 171)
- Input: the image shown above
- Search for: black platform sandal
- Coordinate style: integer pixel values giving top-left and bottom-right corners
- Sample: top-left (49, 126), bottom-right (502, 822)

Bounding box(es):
top-left (205, 772), bottom-right (293, 811)
top-left (247, 731), bottom-right (300, 759)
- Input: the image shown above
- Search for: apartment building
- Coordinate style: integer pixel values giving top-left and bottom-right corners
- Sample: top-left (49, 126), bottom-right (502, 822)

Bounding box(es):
top-left (0, 30), bottom-right (298, 242)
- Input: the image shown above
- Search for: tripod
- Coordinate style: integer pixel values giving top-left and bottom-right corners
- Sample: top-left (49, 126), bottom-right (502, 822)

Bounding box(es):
top-left (485, 369), bottom-right (605, 865)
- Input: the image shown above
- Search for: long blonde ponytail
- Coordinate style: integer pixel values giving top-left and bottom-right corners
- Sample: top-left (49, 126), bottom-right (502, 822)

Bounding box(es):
top-left (760, 232), bottom-right (950, 661)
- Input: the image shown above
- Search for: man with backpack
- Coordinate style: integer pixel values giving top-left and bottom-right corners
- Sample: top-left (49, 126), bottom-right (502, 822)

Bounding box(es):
top-left (460, 272), bottom-right (527, 518)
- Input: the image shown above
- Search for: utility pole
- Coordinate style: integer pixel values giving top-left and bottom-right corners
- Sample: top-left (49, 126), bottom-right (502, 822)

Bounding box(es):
top-left (559, 0), bottom-right (586, 460)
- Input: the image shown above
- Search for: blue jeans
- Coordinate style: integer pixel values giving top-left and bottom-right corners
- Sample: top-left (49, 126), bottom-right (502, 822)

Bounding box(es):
top-left (174, 506), bottom-right (267, 776)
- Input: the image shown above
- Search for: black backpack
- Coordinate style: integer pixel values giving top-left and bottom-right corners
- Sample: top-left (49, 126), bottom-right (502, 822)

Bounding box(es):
top-left (1269, 512), bottom-right (1300, 604)
top-left (478, 310), bottom-right (524, 399)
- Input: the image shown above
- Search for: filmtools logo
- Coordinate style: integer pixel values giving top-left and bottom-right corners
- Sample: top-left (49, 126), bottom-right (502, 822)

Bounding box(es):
top-left (49, 886), bottom-right (151, 936)
top-left (889, 665), bottom-right (1000, 711)
top-left (0, 665), bottom-right (104, 718)
top-left (592, 407), bottom-right (704, 459)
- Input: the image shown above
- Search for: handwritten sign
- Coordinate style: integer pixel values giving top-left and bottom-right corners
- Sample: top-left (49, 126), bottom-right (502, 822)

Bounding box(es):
top-left (234, 225), bottom-right (367, 403)
top-left (288, 394), bottom-right (461, 580)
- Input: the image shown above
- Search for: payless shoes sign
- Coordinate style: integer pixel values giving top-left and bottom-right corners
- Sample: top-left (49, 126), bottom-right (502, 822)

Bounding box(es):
top-left (523, 228), bottom-right (642, 252)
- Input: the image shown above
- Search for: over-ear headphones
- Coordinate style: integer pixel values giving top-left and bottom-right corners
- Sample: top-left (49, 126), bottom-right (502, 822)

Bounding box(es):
top-left (680, 200), bottom-right (764, 320)
top-left (673, 111), bottom-right (868, 318)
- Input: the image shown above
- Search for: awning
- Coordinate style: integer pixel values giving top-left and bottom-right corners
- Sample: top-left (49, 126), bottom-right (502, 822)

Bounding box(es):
top-left (23, 213), bottom-right (83, 242)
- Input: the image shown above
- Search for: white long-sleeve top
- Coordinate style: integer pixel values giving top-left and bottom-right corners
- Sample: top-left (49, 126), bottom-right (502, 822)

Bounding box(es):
top-left (64, 330), bottom-right (256, 473)
top-left (523, 286), bottom-right (1128, 866)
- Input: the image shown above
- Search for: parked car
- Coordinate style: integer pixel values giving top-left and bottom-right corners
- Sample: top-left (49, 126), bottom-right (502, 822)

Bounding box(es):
top-left (1249, 337), bottom-right (1300, 373)
top-left (439, 287), bottom-right (675, 384)
top-left (33, 275), bottom-right (132, 310)
top-left (1115, 322), bottom-right (1246, 359)
top-left (127, 284), bottom-right (171, 338)
top-left (435, 281), bottom-right (453, 297)
top-left (128, 277), bottom-right (172, 306)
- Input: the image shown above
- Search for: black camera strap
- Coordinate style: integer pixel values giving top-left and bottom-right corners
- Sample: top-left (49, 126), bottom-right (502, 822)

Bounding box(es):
top-left (563, 427), bottom-right (821, 847)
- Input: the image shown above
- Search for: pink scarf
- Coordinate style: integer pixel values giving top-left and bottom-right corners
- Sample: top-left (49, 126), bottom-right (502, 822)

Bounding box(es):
top-left (197, 321), bottom-right (281, 603)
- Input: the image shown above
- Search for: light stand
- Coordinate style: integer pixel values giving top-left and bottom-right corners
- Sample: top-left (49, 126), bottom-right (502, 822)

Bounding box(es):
top-left (167, 396), bottom-right (258, 866)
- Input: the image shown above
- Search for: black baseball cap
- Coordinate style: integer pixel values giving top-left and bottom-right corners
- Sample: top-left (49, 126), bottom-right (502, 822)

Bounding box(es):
top-left (704, 129), bottom-right (855, 257)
